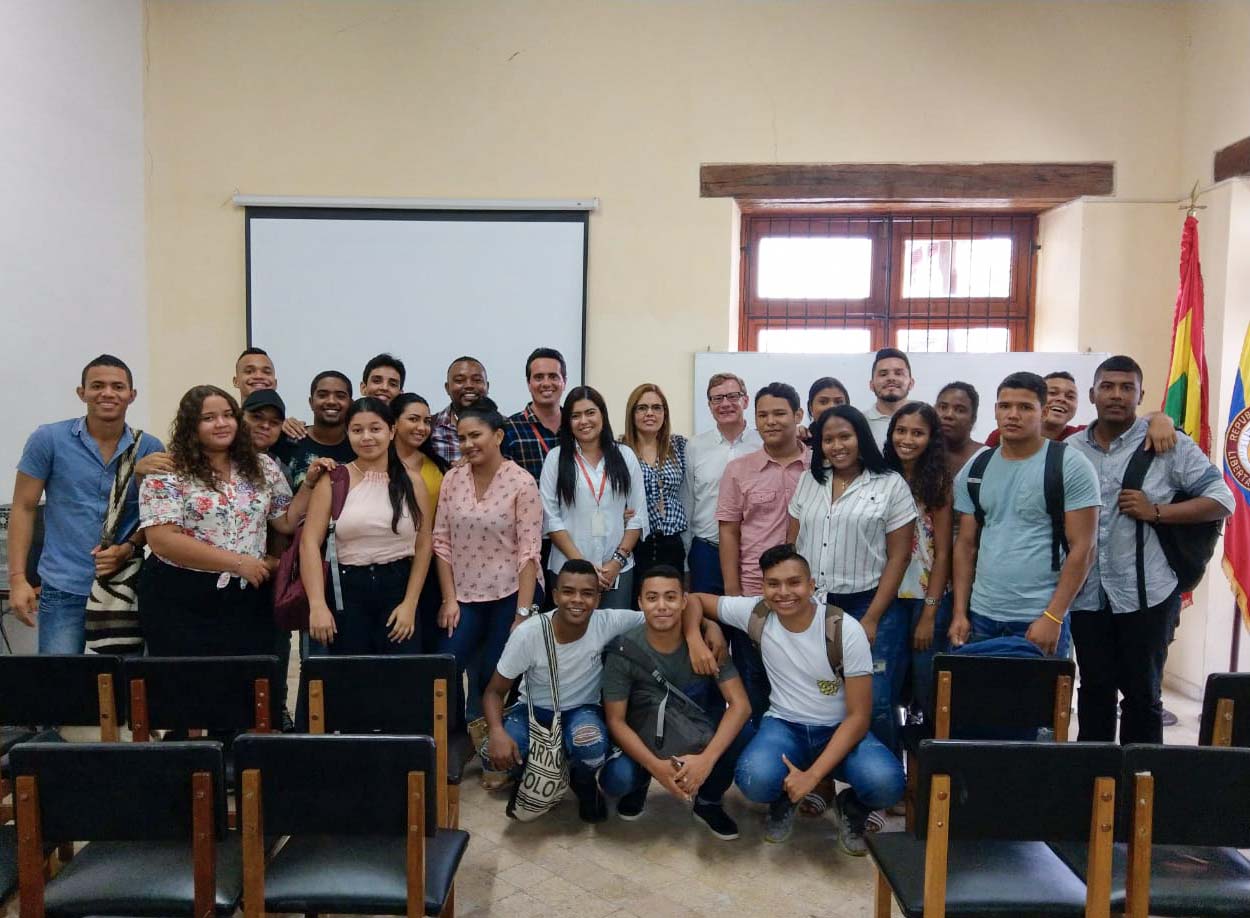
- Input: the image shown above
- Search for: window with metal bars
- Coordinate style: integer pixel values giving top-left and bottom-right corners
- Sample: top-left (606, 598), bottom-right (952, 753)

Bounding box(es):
top-left (739, 213), bottom-right (1038, 353)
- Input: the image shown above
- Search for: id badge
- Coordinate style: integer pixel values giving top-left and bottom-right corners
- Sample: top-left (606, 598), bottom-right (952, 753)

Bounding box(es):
top-left (591, 509), bottom-right (607, 537)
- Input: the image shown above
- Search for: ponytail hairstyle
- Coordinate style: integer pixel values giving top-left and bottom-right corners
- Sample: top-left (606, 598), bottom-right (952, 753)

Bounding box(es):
top-left (390, 392), bottom-right (450, 473)
top-left (883, 401), bottom-right (952, 509)
top-left (556, 386), bottom-right (632, 507)
top-left (345, 397), bottom-right (421, 534)
top-left (457, 396), bottom-right (506, 433)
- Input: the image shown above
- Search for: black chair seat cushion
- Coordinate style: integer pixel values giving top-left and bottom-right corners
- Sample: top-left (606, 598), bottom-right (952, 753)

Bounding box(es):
top-left (0, 824), bottom-right (16, 902)
top-left (1, 728), bottom-right (62, 779)
top-left (867, 831), bottom-right (1089, 917)
top-left (263, 831), bottom-right (470, 916)
top-left (1050, 840), bottom-right (1250, 916)
top-left (42, 838), bottom-right (243, 917)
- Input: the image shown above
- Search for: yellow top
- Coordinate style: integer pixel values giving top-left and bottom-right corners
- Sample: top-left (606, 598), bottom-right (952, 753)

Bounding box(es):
top-left (418, 456), bottom-right (444, 516)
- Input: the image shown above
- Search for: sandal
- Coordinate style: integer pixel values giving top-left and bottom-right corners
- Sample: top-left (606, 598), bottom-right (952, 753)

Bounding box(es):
top-left (798, 777), bottom-right (834, 817)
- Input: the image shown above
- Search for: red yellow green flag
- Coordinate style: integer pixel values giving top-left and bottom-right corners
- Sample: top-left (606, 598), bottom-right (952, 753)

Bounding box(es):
top-left (1163, 215), bottom-right (1211, 454)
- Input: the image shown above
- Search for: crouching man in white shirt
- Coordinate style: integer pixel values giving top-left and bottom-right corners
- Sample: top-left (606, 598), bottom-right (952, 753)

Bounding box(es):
top-left (483, 558), bottom-right (721, 823)
top-left (686, 544), bottom-right (904, 854)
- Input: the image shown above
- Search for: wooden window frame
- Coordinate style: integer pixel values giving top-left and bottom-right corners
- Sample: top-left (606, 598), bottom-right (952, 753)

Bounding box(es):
top-left (739, 212), bottom-right (1038, 353)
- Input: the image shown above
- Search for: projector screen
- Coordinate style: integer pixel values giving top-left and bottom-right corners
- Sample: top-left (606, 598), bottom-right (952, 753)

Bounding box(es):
top-left (693, 351), bottom-right (1111, 441)
top-left (246, 208), bottom-right (588, 420)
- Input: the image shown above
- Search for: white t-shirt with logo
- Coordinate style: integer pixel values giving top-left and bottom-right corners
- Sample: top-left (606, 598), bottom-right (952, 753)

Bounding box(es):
top-left (495, 608), bottom-right (645, 711)
top-left (717, 595), bottom-right (873, 727)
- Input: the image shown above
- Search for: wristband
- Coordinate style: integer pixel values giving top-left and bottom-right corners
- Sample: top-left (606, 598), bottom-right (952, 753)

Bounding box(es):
top-left (1153, 504), bottom-right (1161, 525)
top-left (923, 597), bottom-right (938, 607)
top-left (1042, 610), bottom-right (1065, 625)
top-left (611, 550), bottom-right (628, 567)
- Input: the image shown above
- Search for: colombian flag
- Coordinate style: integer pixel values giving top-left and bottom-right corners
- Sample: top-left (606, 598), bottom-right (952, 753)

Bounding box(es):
top-left (1163, 215), bottom-right (1211, 455)
top-left (1222, 328), bottom-right (1250, 632)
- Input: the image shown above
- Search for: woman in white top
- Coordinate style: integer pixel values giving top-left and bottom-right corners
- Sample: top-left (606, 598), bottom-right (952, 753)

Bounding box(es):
top-left (539, 386), bottom-right (647, 610)
top-left (786, 404), bottom-right (916, 758)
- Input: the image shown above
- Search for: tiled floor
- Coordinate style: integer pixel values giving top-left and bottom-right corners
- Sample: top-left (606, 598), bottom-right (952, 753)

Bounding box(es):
top-left (0, 681), bottom-right (1207, 918)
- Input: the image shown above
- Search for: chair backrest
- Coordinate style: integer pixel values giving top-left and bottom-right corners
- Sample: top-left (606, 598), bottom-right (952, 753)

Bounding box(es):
top-left (0, 654), bottom-right (124, 730)
top-left (1122, 744), bottom-right (1250, 848)
top-left (8, 741), bottom-right (227, 843)
top-left (124, 655), bottom-right (282, 734)
top-left (915, 739), bottom-right (1121, 841)
top-left (300, 654), bottom-right (456, 733)
top-left (233, 733), bottom-right (438, 836)
top-left (1198, 672), bottom-right (1250, 747)
top-left (932, 653), bottom-right (1075, 739)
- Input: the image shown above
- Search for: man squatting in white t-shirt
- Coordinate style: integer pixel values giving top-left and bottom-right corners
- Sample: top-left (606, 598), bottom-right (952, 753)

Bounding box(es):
top-left (482, 558), bottom-right (725, 823)
top-left (686, 544), bottom-right (905, 854)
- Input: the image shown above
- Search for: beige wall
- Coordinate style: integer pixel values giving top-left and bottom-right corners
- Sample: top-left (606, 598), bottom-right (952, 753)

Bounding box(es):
top-left (145, 0), bottom-right (1188, 433)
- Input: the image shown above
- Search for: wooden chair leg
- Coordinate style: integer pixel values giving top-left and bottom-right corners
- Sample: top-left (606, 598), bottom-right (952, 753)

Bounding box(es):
top-left (934, 672), bottom-right (952, 740)
top-left (97, 673), bottom-right (119, 742)
top-left (242, 769), bottom-right (265, 918)
top-left (1124, 772), bottom-right (1153, 918)
top-left (129, 678), bottom-right (151, 742)
top-left (448, 782), bottom-right (461, 830)
top-left (1212, 698), bottom-right (1234, 747)
top-left (16, 775), bottom-right (46, 918)
top-left (434, 678), bottom-right (449, 828)
top-left (1054, 675), bottom-right (1073, 741)
top-left (191, 771), bottom-right (216, 918)
top-left (922, 774), bottom-right (950, 918)
top-left (407, 771), bottom-right (426, 918)
top-left (442, 884), bottom-right (455, 918)
top-left (1085, 775), bottom-right (1116, 918)
top-left (253, 677), bottom-right (272, 733)
top-left (874, 867), bottom-right (892, 918)
top-left (0, 776), bottom-right (13, 823)
top-left (308, 680), bottom-right (325, 735)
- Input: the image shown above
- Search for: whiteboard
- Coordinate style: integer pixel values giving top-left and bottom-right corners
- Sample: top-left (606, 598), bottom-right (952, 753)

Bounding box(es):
top-left (693, 351), bottom-right (1111, 441)
top-left (247, 210), bottom-right (587, 418)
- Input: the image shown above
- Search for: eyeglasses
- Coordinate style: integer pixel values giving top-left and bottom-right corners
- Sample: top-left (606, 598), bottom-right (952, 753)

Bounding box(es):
top-left (708, 392), bottom-right (747, 404)
top-left (634, 403), bottom-right (665, 414)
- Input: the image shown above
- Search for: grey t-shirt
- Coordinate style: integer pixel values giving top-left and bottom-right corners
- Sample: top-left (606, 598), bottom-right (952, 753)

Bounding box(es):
top-left (601, 624), bottom-right (738, 706)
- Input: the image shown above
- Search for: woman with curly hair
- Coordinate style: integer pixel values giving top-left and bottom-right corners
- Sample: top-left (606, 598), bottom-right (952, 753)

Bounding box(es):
top-left (137, 385), bottom-right (322, 656)
top-left (883, 402), bottom-right (953, 712)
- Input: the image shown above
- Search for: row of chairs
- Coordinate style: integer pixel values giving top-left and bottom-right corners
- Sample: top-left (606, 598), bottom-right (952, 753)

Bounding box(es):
top-left (871, 740), bottom-right (1250, 918)
top-left (10, 734), bottom-right (469, 917)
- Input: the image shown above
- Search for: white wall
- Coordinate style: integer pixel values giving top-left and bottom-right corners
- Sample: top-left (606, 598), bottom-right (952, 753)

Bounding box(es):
top-left (0, 0), bottom-right (149, 482)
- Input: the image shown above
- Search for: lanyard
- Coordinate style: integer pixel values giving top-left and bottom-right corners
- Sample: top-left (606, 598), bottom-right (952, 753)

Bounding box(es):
top-left (526, 408), bottom-right (553, 456)
top-left (573, 452), bottom-right (608, 506)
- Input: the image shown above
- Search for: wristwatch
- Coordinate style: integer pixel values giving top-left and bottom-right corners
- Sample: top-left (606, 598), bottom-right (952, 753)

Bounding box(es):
top-left (516, 603), bottom-right (541, 618)
top-left (923, 597), bottom-right (938, 607)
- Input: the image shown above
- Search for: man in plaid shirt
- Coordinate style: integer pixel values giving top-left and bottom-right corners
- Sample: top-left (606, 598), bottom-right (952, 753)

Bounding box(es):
top-left (502, 348), bottom-right (566, 481)
top-left (429, 355), bottom-right (490, 465)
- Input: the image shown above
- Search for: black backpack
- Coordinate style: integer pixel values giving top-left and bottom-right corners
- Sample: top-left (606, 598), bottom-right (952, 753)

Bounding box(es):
top-left (1121, 445), bottom-right (1222, 603)
top-left (604, 637), bottom-right (716, 758)
top-left (967, 440), bottom-right (1069, 571)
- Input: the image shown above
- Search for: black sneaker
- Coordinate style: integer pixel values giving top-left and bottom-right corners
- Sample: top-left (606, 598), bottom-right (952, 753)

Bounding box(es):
top-left (617, 785), bottom-right (648, 821)
top-left (764, 797), bottom-right (796, 844)
top-left (693, 800), bottom-right (739, 840)
top-left (835, 789), bottom-right (868, 857)
top-left (577, 785), bottom-right (609, 823)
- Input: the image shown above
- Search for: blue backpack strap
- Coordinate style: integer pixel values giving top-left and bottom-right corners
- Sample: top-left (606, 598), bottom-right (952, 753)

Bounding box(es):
top-left (1121, 444), bottom-right (1157, 609)
top-left (1043, 440), bottom-right (1070, 572)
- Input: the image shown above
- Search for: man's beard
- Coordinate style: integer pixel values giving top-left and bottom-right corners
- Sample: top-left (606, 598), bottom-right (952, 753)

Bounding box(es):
top-left (879, 391), bottom-right (905, 404)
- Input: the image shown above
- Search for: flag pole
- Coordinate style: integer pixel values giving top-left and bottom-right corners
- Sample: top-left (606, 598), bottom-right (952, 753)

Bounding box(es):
top-left (1234, 603), bottom-right (1243, 672)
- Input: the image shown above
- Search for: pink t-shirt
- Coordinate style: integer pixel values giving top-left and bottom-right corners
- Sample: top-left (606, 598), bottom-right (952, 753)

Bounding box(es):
top-left (715, 446), bottom-right (811, 594)
top-left (433, 459), bottom-right (544, 603)
top-left (334, 470), bottom-right (417, 566)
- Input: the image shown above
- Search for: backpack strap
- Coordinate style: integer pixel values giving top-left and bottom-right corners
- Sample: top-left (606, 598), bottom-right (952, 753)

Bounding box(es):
top-left (966, 446), bottom-right (997, 538)
top-left (325, 464), bottom-right (352, 612)
top-left (823, 602), bottom-right (845, 680)
top-left (747, 599), bottom-right (770, 647)
top-left (1121, 444), bottom-right (1157, 610)
top-left (1043, 440), bottom-right (1070, 572)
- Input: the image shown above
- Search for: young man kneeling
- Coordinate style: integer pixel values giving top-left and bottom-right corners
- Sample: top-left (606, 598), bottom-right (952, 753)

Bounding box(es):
top-left (483, 559), bottom-right (718, 822)
top-left (599, 566), bottom-right (752, 839)
top-left (687, 544), bottom-right (904, 853)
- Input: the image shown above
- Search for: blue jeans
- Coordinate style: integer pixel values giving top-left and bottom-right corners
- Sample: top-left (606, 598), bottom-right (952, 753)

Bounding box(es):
top-left (735, 715), bottom-right (905, 810)
top-left (687, 538), bottom-right (725, 594)
top-left (969, 609), bottom-right (1071, 659)
top-left (37, 585), bottom-right (88, 654)
top-left (490, 702), bottom-right (608, 784)
top-left (440, 593), bottom-right (517, 723)
top-left (830, 589), bottom-right (909, 754)
top-left (900, 594), bottom-right (952, 712)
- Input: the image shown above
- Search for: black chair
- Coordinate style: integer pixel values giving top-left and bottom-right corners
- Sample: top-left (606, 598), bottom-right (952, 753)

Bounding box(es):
top-left (10, 740), bottom-right (242, 917)
top-left (124, 656), bottom-right (282, 743)
top-left (1050, 744), bottom-right (1250, 917)
top-left (1198, 672), bottom-right (1250, 747)
top-left (901, 654), bottom-right (1075, 829)
top-left (300, 654), bottom-right (466, 828)
top-left (0, 655), bottom-right (125, 823)
top-left (868, 739), bottom-right (1120, 918)
top-left (234, 733), bottom-right (469, 918)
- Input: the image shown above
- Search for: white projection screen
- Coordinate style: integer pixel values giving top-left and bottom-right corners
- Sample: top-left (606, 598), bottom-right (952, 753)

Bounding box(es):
top-left (246, 209), bottom-right (588, 418)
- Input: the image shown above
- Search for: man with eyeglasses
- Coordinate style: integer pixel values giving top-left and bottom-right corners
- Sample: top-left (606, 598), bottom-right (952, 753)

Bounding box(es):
top-left (680, 373), bottom-right (761, 594)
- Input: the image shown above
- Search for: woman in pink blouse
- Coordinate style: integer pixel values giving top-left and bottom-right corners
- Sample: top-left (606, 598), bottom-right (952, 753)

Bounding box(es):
top-left (433, 398), bottom-right (542, 779)
top-left (138, 385), bottom-right (320, 656)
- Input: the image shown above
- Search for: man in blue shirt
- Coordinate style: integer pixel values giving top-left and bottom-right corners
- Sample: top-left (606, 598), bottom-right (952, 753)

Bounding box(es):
top-left (1069, 355), bottom-right (1232, 743)
top-left (8, 355), bottom-right (164, 653)
top-left (950, 371), bottom-right (1100, 658)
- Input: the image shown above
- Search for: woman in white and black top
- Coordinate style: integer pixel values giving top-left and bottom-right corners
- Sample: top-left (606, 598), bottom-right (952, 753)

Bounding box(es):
top-left (786, 404), bottom-right (915, 759)
top-left (539, 386), bottom-right (647, 610)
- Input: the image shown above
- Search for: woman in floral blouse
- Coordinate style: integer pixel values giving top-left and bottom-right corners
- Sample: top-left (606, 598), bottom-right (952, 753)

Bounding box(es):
top-left (433, 397), bottom-right (542, 785)
top-left (138, 384), bottom-right (321, 656)
top-left (620, 383), bottom-right (687, 605)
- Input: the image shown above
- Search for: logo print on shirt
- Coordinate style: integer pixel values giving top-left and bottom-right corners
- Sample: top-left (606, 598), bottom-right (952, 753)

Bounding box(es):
top-left (817, 678), bottom-right (841, 696)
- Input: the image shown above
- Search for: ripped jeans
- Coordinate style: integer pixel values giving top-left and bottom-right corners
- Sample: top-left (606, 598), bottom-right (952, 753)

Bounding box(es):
top-left (490, 702), bottom-right (608, 790)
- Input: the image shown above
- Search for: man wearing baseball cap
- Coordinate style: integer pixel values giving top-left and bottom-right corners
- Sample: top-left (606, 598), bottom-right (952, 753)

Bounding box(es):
top-left (242, 388), bottom-right (289, 480)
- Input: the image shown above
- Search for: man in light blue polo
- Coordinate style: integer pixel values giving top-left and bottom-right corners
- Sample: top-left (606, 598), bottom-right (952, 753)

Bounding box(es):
top-left (7, 355), bottom-right (164, 653)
